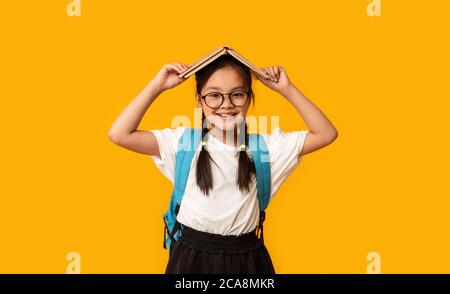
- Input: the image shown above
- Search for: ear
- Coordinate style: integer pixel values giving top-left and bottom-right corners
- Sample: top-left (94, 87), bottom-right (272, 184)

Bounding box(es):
top-left (195, 93), bottom-right (202, 108)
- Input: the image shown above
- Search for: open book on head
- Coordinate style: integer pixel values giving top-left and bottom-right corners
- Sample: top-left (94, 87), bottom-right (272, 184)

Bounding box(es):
top-left (178, 46), bottom-right (271, 81)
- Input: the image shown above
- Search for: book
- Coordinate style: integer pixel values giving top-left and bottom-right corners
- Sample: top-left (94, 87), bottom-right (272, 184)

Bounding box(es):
top-left (178, 46), bottom-right (270, 80)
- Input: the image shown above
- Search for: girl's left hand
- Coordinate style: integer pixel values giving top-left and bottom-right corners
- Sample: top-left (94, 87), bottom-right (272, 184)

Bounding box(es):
top-left (256, 65), bottom-right (292, 95)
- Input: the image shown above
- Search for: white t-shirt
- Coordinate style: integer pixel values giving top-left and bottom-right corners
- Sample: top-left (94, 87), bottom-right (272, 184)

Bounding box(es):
top-left (149, 127), bottom-right (309, 236)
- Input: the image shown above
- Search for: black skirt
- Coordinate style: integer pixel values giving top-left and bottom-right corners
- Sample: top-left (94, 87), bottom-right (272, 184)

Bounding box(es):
top-left (165, 225), bottom-right (276, 274)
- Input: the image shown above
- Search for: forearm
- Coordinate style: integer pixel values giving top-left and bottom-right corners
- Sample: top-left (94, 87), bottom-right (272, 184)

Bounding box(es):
top-left (108, 80), bottom-right (163, 139)
top-left (280, 84), bottom-right (338, 141)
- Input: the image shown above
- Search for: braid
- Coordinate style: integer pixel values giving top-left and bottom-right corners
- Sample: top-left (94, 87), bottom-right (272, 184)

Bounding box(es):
top-left (195, 112), bottom-right (214, 195)
top-left (237, 120), bottom-right (256, 192)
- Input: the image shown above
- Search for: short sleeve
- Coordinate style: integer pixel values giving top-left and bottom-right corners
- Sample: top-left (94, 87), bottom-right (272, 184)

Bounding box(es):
top-left (263, 127), bottom-right (309, 199)
top-left (148, 126), bottom-right (186, 184)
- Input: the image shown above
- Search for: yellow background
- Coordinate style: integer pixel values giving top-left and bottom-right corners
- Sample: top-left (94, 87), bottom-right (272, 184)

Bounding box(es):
top-left (1, 0), bottom-right (449, 273)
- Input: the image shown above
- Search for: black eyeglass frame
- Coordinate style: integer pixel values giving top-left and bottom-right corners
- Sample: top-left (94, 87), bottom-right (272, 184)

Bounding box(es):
top-left (198, 90), bottom-right (250, 109)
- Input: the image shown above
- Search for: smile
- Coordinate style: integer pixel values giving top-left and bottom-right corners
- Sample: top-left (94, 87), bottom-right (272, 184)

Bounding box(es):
top-left (216, 113), bottom-right (237, 120)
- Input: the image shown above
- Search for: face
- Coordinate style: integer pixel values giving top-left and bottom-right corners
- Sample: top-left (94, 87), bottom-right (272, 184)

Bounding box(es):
top-left (196, 66), bottom-right (251, 132)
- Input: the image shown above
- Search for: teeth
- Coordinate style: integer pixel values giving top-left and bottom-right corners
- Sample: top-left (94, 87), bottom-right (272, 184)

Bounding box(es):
top-left (217, 113), bottom-right (236, 119)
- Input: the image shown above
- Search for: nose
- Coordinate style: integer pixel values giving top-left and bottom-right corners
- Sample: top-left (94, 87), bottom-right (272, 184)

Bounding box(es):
top-left (220, 94), bottom-right (234, 108)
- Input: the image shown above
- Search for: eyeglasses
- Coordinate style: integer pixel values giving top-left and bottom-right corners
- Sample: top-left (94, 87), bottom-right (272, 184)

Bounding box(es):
top-left (199, 90), bottom-right (250, 109)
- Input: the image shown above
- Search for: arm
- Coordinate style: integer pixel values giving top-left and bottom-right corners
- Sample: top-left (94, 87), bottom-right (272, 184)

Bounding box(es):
top-left (108, 63), bottom-right (191, 157)
top-left (257, 66), bottom-right (339, 156)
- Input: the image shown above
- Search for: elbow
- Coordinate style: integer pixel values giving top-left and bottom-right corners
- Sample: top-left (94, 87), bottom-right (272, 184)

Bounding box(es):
top-left (108, 130), bottom-right (122, 144)
top-left (329, 130), bottom-right (339, 143)
top-left (323, 129), bottom-right (339, 144)
top-left (108, 128), bottom-right (134, 145)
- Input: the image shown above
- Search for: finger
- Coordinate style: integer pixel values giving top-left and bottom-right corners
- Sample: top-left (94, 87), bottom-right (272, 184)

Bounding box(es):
top-left (273, 66), bottom-right (280, 81)
top-left (273, 67), bottom-right (279, 80)
top-left (165, 64), bottom-right (179, 73)
top-left (174, 63), bottom-right (186, 73)
top-left (260, 72), bottom-right (270, 82)
top-left (171, 64), bottom-right (185, 75)
top-left (167, 63), bottom-right (179, 72)
top-left (174, 63), bottom-right (184, 73)
top-left (272, 67), bottom-right (278, 82)
top-left (258, 70), bottom-right (269, 82)
top-left (261, 67), bottom-right (270, 80)
top-left (275, 66), bottom-right (281, 80)
top-left (264, 67), bottom-right (272, 81)
top-left (268, 67), bottom-right (276, 82)
top-left (273, 66), bottom-right (280, 82)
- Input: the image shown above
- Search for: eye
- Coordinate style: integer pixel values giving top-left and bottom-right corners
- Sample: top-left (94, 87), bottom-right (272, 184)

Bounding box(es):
top-left (232, 91), bottom-right (247, 97)
top-left (207, 93), bottom-right (221, 98)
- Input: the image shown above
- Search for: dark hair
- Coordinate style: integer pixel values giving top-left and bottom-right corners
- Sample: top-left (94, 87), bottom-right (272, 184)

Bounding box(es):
top-left (195, 54), bottom-right (256, 195)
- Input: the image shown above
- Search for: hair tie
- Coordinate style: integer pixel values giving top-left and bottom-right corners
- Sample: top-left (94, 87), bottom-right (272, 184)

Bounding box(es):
top-left (239, 144), bottom-right (246, 151)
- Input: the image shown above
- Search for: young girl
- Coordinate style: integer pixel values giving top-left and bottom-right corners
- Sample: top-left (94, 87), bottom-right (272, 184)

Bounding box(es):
top-left (108, 54), bottom-right (338, 274)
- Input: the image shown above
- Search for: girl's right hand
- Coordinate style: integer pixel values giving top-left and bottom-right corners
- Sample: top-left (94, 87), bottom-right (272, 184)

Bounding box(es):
top-left (151, 62), bottom-right (191, 92)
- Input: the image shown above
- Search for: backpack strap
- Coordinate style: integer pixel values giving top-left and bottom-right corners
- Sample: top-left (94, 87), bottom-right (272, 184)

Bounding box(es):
top-left (248, 133), bottom-right (271, 210)
top-left (163, 127), bottom-right (201, 250)
top-left (248, 134), bottom-right (271, 243)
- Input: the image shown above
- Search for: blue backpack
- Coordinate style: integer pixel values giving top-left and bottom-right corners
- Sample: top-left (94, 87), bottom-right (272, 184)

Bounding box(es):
top-left (162, 127), bottom-right (271, 251)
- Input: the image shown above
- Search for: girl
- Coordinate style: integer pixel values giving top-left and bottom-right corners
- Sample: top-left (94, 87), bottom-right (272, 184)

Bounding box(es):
top-left (108, 54), bottom-right (338, 274)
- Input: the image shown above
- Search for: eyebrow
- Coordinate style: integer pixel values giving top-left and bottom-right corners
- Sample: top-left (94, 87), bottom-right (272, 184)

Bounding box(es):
top-left (205, 85), bottom-right (246, 91)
